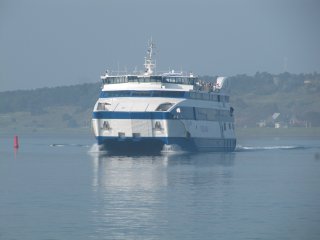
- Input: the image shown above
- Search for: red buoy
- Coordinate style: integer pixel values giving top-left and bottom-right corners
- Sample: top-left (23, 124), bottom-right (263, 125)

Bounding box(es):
top-left (14, 135), bottom-right (19, 148)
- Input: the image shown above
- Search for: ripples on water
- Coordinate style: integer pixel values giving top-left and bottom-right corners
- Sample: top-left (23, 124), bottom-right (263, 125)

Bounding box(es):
top-left (236, 145), bottom-right (309, 151)
top-left (0, 136), bottom-right (320, 240)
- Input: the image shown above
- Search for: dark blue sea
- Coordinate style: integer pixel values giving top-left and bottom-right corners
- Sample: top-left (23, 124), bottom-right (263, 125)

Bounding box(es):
top-left (1, 133), bottom-right (320, 240)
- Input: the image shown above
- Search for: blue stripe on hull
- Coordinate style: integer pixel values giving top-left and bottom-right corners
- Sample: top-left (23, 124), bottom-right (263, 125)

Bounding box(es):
top-left (97, 136), bottom-right (236, 153)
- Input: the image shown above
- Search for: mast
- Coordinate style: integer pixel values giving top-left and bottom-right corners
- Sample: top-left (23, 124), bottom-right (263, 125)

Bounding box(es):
top-left (144, 39), bottom-right (155, 75)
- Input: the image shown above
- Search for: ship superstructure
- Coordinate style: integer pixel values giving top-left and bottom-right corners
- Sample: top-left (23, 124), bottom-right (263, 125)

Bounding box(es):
top-left (92, 41), bottom-right (236, 153)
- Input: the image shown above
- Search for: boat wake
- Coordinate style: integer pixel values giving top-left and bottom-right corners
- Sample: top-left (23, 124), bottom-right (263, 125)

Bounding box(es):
top-left (87, 143), bottom-right (108, 154)
top-left (236, 145), bottom-right (307, 152)
top-left (160, 144), bottom-right (187, 155)
top-left (49, 143), bottom-right (90, 148)
top-left (49, 143), bottom-right (309, 154)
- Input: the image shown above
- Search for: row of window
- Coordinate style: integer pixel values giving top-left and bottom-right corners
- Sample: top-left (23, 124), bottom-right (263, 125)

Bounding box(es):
top-left (223, 122), bottom-right (235, 131)
top-left (100, 90), bottom-right (186, 98)
top-left (102, 76), bottom-right (196, 85)
top-left (189, 92), bottom-right (230, 102)
top-left (100, 90), bottom-right (230, 103)
top-left (171, 106), bottom-right (234, 122)
top-left (164, 77), bottom-right (196, 85)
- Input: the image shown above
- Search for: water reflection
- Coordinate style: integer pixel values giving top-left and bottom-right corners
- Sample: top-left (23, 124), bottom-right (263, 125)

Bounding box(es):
top-left (88, 152), bottom-right (235, 239)
top-left (90, 152), bottom-right (235, 191)
top-left (91, 154), bottom-right (168, 191)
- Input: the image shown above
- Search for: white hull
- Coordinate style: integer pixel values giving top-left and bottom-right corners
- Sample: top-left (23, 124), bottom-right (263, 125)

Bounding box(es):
top-left (92, 96), bottom-right (236, 153)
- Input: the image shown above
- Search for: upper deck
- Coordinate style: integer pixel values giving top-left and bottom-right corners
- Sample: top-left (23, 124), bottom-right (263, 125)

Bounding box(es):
top-left (99, 40), bottom-right (230, 93)
top-left (101, 73), bottom-right (199, 91)
top-left (102, 74), bottom-right (197, 86)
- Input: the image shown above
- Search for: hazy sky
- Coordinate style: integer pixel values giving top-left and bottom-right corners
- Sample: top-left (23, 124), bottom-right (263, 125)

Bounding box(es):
top-left (1, 0), bottom-right (319, 91)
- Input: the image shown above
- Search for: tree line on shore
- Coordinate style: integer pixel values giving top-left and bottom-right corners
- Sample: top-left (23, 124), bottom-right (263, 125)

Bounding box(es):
top-left (0, 72), bottom-right (319, 128)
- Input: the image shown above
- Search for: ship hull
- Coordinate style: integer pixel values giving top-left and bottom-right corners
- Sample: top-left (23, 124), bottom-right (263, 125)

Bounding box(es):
top-left (97, 137), bottom-right (164, 154)
top-left (92, 106), bottom-right (236, 153)
top-left (96, 136), bottom-right (236, 153)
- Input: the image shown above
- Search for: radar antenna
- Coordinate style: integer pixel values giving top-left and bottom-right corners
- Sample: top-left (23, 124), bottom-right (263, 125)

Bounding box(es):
top-left (144, 39), bottom-right (155, 75)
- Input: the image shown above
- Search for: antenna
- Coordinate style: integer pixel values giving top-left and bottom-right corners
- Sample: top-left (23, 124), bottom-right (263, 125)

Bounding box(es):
top-left (144, 39), bottom-right (156, 75)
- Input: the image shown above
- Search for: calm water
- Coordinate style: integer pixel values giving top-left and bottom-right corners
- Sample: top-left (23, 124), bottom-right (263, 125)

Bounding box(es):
top-left (0, 134), bottom-right (320, 240)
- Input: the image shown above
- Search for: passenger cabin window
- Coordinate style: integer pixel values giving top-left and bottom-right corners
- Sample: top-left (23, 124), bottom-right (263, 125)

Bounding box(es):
top-left (97, 102), bottom-right (110, 111)
top-left (155, 102), bottom-right (173, 111)
top-left (104, 76), bottom-right (196, 85)
top-left (171, 107), bottom-right (195, 120)
top-left (128, 76), bottom-right (138, 82)
top-left (103, 76), bottom-right (127, 84)
top-left (163, 77), bottom-right (195, 85)
top-left (131, 91), bottom-right (152, 97)
top-left (129, 76), bottom-right (163, 83)
top-left (195, 108), bottom-right (208, 120)
top-left (153, 91), bottom-right (185, 98)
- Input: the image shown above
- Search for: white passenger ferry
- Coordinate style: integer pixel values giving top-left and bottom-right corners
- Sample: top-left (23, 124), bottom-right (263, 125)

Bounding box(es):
top-left (92, 41), bottom-right (236, 153)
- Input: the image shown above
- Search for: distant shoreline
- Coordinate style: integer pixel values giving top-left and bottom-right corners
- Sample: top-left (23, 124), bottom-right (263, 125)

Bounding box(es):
top-left (0, 127), bottom-right (92, 138)
top-left (1, 127), bottom-right (320, 138)
top-left (236, 127), bottom-right (320, 138)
